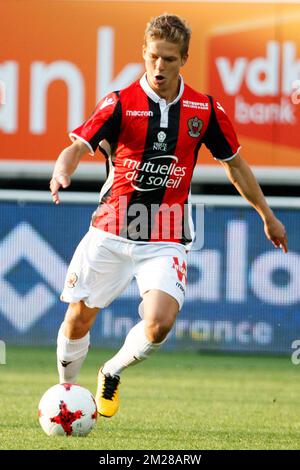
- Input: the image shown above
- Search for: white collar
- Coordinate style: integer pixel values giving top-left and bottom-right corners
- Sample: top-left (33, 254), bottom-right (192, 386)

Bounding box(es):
top-left (139, 72), bottom-right (184, 106)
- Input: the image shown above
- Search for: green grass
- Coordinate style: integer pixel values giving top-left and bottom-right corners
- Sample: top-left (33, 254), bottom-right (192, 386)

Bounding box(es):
top-left (0, 346), bottom-right (300, 450)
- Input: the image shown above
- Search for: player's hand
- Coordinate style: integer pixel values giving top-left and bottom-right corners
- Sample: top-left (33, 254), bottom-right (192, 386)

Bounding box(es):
top-left (264, 216), bottom-right (288, 253)
top-left (50, 174), bottom-right (71, 204)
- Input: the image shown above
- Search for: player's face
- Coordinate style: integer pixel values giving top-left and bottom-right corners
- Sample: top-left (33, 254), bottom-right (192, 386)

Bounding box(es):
top-left (143, 39), bottom-right (187, 101)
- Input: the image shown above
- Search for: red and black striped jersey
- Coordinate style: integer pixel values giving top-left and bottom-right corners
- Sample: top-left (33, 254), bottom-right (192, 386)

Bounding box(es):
top-left (70, 74), bottom-right (240, 247)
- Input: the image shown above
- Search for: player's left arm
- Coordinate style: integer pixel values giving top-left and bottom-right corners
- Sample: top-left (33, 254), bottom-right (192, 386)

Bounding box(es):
top-left (220, 153), bottom-right (288, 253)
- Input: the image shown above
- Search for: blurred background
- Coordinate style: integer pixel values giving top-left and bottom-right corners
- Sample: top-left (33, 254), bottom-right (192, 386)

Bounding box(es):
top-left (1, 0), bottom-right (300, 354)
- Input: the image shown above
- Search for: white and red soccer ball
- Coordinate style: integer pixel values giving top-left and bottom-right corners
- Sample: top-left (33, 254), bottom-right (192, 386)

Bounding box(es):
top-left (38, 383), bottom-right (97, 436)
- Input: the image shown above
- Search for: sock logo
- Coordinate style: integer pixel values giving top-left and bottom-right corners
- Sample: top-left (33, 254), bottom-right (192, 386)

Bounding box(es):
top-left (60, 360), bottom-right (72, 368)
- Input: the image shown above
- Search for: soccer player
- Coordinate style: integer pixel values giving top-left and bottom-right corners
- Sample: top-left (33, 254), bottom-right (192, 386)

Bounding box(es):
top-left (50, 14), bottom-right (288, 418)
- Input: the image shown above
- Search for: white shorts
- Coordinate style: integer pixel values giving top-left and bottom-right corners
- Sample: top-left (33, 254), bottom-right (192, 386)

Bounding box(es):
top-left (61, 227), bottom-right (187, 310)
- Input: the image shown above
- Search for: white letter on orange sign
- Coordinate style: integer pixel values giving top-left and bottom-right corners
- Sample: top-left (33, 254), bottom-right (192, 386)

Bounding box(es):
top-left (246, 41), bottom-right (279, 96)
top-left (96, 27), bottom-right (143, 100)
top-left (215, 57), bottom-right (247, 95)
top-left (30, 61), bottom-right (84, 134)
top-left (283, 42), bottom-right (300, 96)
top-left (0, 61), bottom-right (18, 133)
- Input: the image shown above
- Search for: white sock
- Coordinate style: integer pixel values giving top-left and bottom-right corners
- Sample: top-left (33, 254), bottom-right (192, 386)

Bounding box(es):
top-left (57, 323), bottom-right (90, 384)
top-left (102, 320), bottom-right (166, 377)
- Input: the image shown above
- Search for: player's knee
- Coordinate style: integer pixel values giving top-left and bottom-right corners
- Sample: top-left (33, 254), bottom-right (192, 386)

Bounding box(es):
top-left (145, 319), bottom-right (174, 343)
top-left (64, 301), bottom-right (98, 337)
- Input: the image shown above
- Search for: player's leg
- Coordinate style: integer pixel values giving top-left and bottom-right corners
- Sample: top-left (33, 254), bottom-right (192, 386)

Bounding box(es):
top-left (97, 289), bottom-right (179, 417)
top-left (102, 289), bottom-right (178, 375)
top-left (57, 301), bottom-right (99, 384)
top-left (97, 247), bottom-right (186, 417)
top-left (57, 227), bottom-right (133, 387)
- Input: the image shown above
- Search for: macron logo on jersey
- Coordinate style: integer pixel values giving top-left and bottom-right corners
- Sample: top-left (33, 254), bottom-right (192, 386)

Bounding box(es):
top-left (126, 110), bottom-right (154, 117)
top-left (100, 97), bottom-right (115, 110)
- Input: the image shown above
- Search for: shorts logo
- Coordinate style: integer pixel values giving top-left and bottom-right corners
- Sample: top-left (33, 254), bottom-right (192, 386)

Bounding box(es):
top-left (172, 257), bottom-right (187, 285)
top-left (66, 272), bottom-right (78, 288)
top-left (188, 116), bottom-right (203, 138)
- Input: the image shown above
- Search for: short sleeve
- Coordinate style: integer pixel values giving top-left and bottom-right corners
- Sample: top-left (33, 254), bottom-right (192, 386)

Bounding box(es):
top-left (69, 92), bottom-right (121, 156)
top-left (203, 96), bottom-right (241, 161)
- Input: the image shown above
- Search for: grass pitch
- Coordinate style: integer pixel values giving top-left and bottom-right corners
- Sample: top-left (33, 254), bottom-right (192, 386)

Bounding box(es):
top-left (0, 346), bottom-right (300, 450)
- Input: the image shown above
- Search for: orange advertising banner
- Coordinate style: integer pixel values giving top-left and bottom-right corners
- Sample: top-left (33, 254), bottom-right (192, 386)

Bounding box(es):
top-left (0, 0), bottom-right (300, 180)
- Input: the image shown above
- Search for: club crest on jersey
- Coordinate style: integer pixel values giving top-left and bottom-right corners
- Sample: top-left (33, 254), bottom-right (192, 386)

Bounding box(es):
top-left (153, 131), bottom-right (167, 151)
top-left (66, 272), bottom-right (78, 288)
top-left (188, 116), bottom-right (203, 138)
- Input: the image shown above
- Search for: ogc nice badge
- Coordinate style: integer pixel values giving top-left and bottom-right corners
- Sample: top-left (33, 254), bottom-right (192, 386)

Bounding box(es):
top-left (188, 116), bottom-right (203, 138)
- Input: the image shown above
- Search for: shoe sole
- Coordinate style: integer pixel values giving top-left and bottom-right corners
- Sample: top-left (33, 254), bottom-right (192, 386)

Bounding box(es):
top-left (98, 412), bottom-right (113, 418)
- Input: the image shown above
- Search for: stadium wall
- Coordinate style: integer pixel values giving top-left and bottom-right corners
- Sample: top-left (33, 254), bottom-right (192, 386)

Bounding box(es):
top-left (0, 192), bottom-right (299, 355)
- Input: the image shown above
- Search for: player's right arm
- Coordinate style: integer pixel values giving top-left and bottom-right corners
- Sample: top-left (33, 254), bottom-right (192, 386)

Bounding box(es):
top-left (50, 91), bottom-right (121, 204)
top-left (50, 139), bottom-right (88, 204)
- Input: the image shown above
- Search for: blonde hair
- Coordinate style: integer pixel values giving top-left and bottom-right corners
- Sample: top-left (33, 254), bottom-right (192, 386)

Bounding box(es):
top-left (144, 14), bottom-right (191, 57)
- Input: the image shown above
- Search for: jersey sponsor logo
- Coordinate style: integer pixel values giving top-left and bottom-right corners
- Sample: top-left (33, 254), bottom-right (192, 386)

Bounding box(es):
top-left (123, 155), bottom-right (186, 191)
top-left (183, 100), bottom-right (209, 110)
top-left (100, 96), bottom-right (115, 110)
top-left (172, 257), bottom-right (187, 284)
top-left (188, 116), bottom-right (203, 137)
top-left (153, 131), bottom-right (167, 151)
top-left (126, 110), bottom-right (154, 117)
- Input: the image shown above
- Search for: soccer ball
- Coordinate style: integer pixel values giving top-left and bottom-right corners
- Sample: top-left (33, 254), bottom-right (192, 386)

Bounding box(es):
top-left (38, 383), bottom-right (97, 436)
